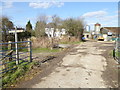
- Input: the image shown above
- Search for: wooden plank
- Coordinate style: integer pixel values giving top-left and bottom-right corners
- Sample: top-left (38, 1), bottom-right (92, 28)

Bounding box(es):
top-left (1, 50), bottom-right (14, 60)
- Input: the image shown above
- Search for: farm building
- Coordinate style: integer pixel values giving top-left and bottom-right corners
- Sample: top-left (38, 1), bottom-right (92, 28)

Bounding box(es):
top-left (100, 27), bottom-right (119, 41)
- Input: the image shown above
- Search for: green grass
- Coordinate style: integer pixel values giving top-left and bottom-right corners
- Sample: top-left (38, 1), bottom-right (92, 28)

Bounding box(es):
top-left (18, 41), bottom-right (82, 53)
top-left (116, 51), bottom-right (120, 57)
top-left (18, 47), bottom-right (60, 53)
top-left (2, 61), bottom-right (34, 88)
top-left (19, 48), bottom-right (28, 52)
top-left (110, 50), bottom-right (120, 58)
top-left (60, 41), bottom-right (81, 44)
top-left (32, 48), bottom-right (60, 53)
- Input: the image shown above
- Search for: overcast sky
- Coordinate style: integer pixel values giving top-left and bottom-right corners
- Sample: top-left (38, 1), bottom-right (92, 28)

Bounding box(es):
top-left (1, 1), bottom-right (119, 30)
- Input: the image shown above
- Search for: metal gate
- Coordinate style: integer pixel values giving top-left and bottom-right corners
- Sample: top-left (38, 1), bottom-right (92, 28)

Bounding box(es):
top-left (0, 41), bottom-right (32, 74)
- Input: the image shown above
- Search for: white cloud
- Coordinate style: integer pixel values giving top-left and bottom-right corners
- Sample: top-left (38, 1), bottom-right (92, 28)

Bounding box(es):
top-left (1, 0), bottom-right (119, 2)
top-left (29, 2), bottom-right (51, 9)
top-left (3, 2), bottom-right (13, 8)
top-left (82, 10), bottom-right (107, 18)
top-left (100, 15), bottom-right (118, 21)
top-left (29, 2), bottom-right (64, 9)
top-left (81, 10), bottom-right (118, 28)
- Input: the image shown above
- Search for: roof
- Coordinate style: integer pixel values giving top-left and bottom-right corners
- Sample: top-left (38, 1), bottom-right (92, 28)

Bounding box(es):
top-left (95, 23), bottom-right (101, 26)
top-left (102, 27), bottom-right (120, 34)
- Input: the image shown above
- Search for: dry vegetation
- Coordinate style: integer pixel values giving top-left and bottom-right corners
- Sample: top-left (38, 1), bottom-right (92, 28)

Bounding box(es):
top-left (31, 36), bottom-right (80, 49)
top-left (31, 37), bottom-right (51, 48)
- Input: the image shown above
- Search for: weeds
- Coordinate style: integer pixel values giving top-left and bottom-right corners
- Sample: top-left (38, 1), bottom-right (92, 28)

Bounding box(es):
top-left (2, 61), bottom-right (34, 88)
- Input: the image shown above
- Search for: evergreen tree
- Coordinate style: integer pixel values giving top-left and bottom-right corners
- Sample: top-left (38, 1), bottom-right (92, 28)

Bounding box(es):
top-left (26, 20), bottom-right (33, 38)
top-left (26, 20), bottom-right (32, 32)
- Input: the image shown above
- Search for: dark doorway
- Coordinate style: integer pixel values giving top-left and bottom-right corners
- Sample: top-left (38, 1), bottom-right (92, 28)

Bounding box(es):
top-left (87, 35), bottom-right (89, 38)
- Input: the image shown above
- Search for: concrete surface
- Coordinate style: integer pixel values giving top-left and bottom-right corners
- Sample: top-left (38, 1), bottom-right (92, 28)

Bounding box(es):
top-left (31, 41), bottom-right (118, 88)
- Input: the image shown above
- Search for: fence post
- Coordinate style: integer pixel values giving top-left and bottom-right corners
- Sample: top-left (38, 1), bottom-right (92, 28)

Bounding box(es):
top-left (29, 41), bottom-right (32, 62)
top-left (113, 48), bottom-right (115, 59)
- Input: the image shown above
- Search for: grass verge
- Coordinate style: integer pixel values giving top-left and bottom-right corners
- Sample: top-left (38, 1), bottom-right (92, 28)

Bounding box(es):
top-left (32, 48), bottom-right (60, 53)
top-left (59, 41), bottom-right (81, 44)
top-left (116, 51), bottom-right (120, 58)
top-left (110, 50), bottom-right (120, 59)
top-left (2, 61), bottom-right (35, 88)
top-left (19, 47), bottom-right (60, 53)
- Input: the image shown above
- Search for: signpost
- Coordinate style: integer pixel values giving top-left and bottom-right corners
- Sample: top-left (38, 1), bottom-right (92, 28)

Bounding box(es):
top-left (9, 27), bottom-right (24, 65)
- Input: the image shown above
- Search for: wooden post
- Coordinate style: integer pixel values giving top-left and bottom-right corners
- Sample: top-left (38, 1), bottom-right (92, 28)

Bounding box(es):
top-left (28, 38), bottom-right (30, 52)
top-left (29, 41), bottom-right (32, 62)
top-left (50, 37), bottom-right (54, 50)
top-left (27, 39), bottom-right (32, 62)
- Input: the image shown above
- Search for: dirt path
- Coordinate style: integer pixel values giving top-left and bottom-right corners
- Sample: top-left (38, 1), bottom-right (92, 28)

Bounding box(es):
top-left (18, 41), bottom-right (118, 88)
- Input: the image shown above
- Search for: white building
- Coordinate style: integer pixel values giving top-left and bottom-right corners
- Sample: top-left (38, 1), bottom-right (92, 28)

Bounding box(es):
top-left (45, 28), bottom-right (66, 39)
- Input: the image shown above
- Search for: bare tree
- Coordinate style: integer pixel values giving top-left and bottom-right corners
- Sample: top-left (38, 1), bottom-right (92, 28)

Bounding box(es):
top-left (37, 14), bottom-right (48, 23)
top-left (51, 15), bottom-right (62, 29)
top-left (35, 14), bottom-right (48, 37)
